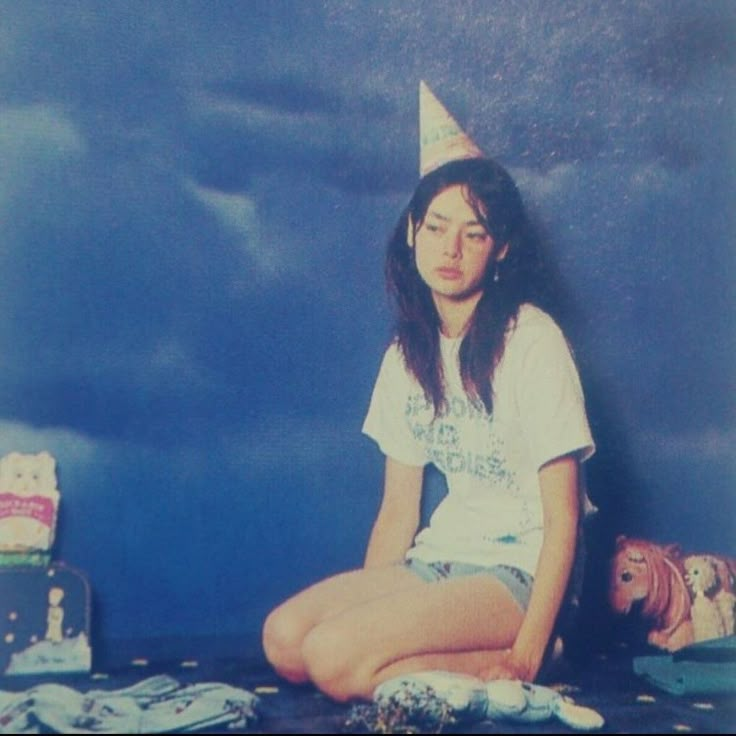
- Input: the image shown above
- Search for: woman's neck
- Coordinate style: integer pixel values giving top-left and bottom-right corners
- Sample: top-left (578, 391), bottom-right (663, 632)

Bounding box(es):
top-left (433, 291), bottom-right (482, 338)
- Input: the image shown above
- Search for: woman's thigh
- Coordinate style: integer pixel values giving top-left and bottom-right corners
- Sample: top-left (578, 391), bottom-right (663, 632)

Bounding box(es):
top-left (301, 573), bottom-right (524, 694)
top-left (263, 563), bottom-right (424, 645)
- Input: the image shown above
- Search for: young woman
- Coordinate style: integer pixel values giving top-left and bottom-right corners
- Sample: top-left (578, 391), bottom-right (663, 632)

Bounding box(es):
top-left (262, 98), bottom-right (594, 703)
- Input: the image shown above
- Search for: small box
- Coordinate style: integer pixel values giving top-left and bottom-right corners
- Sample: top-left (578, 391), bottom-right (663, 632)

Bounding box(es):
top-left (0, 563), bottom-right (92, 675)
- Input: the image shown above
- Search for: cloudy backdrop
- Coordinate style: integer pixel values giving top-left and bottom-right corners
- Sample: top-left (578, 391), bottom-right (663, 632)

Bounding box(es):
top-left (0, 0), bottom-right (733, 645)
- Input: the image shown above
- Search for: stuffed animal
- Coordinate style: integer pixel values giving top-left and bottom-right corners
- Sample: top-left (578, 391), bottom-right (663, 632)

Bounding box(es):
top-left (684, 555), bottom-right (727, 642)
top-left (684, 554), bottom-right (736, 640)
top-left (609, 536), bottom-right (693, 651)
top-left (717, 588), bottom-right (736, 636)
top-left (707, 556), bottom-right (736, 635)
top-left (0, 451), bottom-right (60, 552)
top-left (367, 671), bottom-right (604, 731)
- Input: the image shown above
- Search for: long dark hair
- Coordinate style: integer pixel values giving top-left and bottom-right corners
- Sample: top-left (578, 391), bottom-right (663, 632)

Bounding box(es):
top-left (386, 157), bottom-right (561, 416)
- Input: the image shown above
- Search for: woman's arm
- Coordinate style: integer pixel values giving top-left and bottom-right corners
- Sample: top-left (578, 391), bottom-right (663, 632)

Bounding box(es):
top-left (364, 456), bottom-right (424, 568)
top-left (484, 453), bottom-right (580, 681)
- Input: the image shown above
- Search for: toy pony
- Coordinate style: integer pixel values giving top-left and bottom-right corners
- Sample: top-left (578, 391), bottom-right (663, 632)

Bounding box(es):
top-left (609, 535), bottom-right (693, 651)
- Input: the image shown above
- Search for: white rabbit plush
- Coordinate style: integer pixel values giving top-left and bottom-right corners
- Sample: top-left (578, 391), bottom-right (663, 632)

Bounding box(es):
top-left (370, 670), bottom-right (604, 731)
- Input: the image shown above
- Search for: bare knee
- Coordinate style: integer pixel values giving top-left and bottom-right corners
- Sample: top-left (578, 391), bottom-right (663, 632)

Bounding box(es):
top-left (262, 605), bottom-right (310, 683)
top-left (301, 624), bottom-right (374, 702)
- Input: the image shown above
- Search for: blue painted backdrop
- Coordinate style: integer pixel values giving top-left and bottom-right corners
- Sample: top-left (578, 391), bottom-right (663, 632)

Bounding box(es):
top-left (0, 0), bottom-right (733, 649)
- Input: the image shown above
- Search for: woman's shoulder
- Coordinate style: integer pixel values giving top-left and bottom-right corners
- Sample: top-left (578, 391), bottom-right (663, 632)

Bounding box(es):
top-left (498, 304), bottom-right (577, 378)
top-left (377, 338), bottom-right (410, 374)
top-left (381, 337), bottom-right (403, 360)
top-left (512, 303), bottom-right (564, 339)
top-left (371, 338), bottom-right (419, 394)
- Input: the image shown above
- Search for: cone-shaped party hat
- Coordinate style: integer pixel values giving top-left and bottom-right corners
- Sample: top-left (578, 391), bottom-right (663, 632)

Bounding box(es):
top-left (419, 80), bottom-right (484, 177)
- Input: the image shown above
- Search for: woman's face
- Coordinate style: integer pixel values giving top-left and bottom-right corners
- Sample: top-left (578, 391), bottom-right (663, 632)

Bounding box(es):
top-left (412, 184), bottom-right (503, 307)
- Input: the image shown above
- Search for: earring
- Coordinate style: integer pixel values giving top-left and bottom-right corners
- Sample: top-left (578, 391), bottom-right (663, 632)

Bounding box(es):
top-left (406, 218), bottom-right (415, 248)
top-left (493, 263), bottom-right (500, 283)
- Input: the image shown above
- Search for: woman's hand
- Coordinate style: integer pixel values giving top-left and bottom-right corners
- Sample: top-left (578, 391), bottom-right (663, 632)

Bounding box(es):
top-left (479, 647), bottom-right (540, 683)
top-left (482, 454), bottom-right (580, 684)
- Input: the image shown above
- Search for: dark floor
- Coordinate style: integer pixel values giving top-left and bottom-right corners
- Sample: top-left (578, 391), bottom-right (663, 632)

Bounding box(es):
top-left (1, 635), bottom-right (735, 734)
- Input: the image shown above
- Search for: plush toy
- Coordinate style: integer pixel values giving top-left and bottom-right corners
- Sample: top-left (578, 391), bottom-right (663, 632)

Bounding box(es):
top-left (706, 556), bottom-right (736, 636)
top-left (609, 536), bottom-right (694, 651)
top-left (684, 554), bottom-right (736, 640)
top-left (0, 451), bottom-right (60, 552)
top-left (684, 555), bottom-right (727, 642)
top-left (717, 589), bottom-right (736, 636)
top-left (363, 670), bottom-right (604, 732)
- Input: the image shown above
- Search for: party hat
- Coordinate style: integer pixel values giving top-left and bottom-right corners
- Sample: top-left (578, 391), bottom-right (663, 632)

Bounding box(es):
top-left (419, 80), bottom-right (483, 177)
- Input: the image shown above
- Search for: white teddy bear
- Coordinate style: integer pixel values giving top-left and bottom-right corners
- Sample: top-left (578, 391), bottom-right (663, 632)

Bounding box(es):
top-left (0, 451), bottom-right (60, 552)
top-left (684, 555), bottom-right (734, 642)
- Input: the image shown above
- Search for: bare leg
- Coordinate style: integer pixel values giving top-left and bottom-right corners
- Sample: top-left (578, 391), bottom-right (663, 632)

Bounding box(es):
top-left (299, 573), bottom-right (524, 701)
top-left (262, 564), bottom-right (425, 682)
top-left (375, 648), bottom-right (511, 683)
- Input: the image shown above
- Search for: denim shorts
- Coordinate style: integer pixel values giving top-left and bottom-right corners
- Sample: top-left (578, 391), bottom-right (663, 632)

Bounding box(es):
top-left (404, 558), bottom-right (534, 612)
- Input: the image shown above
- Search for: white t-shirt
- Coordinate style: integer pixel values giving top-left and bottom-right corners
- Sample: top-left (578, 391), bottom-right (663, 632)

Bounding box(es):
top-left (362, 304), bottom-right (595, 576)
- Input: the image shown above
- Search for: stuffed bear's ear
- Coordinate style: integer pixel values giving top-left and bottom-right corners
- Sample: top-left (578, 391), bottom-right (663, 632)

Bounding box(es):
top-left (37, 451), bottom-right (56, 474)
top-left (0, 452), bottom-right (22, 475)
top-left (5, 452), bottom-right (22, 465)
top-left (36, 452), bottom-right (58, 491)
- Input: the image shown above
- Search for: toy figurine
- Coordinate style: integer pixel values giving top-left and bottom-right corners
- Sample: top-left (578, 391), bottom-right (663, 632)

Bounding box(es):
top-left (45, 587), bottom-right (65, 644)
